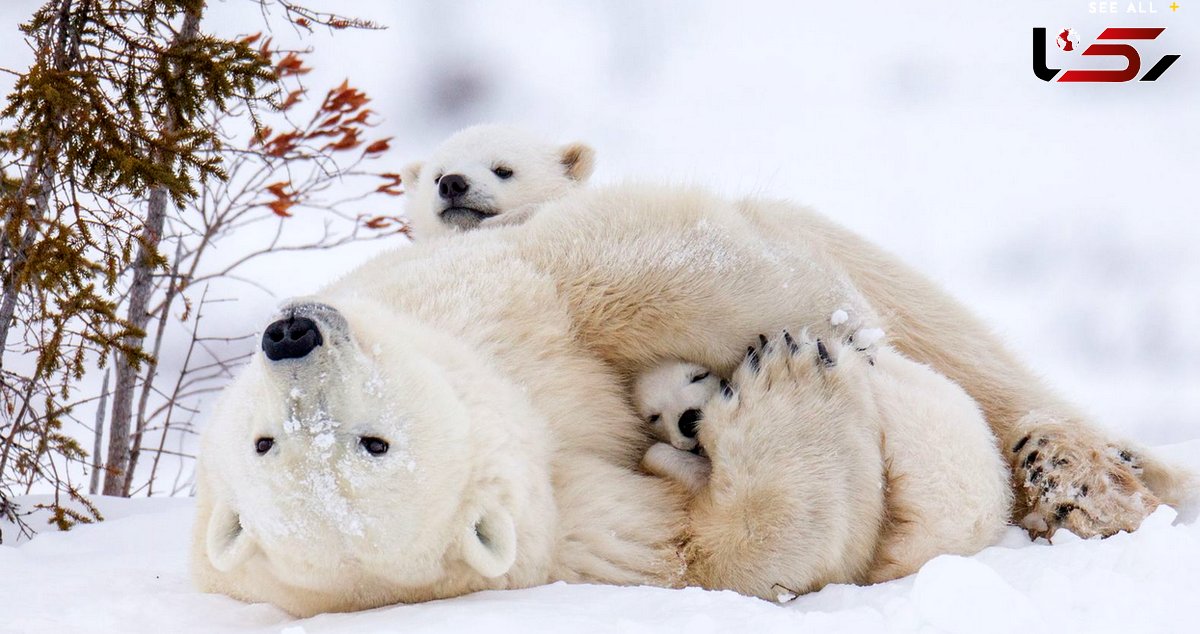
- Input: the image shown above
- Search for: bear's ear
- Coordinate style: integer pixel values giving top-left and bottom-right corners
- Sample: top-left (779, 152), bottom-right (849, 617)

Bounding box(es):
top-left (460, 504), bottom-right (517, 578)
top-left (559, 142), bottom-right (595, 182)
top-left (401, 161), bottom-right (424, 190)
top-left (205, 499), bottom-right (256, 573)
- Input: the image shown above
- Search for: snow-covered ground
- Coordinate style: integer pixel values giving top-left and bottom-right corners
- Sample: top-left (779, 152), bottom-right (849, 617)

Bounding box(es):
top-left (3, 441), bottom-right (1198, 633)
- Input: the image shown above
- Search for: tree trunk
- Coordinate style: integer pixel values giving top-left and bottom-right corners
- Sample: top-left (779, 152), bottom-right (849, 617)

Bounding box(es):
top-left (88, 369), bottom-right (109, 495)
top-left (103, 5), bottom-right (203, 496)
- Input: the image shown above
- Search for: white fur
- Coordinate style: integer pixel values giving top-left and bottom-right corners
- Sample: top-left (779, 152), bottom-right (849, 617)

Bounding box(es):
top-left (402, 125), bottom-right (594, 240)
top-left (193, 184), bottom-right (1193, 615)
top-left (634, 347), bottom-right (1012, 580)
top-left (642, 442), bottom-right (711, 494)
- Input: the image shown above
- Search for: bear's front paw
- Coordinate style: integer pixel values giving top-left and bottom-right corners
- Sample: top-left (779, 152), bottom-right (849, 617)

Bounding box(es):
top-left (1011, 418), bottom-right (1160, 540)
top-left (824, 308), bottom-right (884, 363)
top-left (720, 330), bottom-right (868, 398)
top-left (642, 442), bottom-right (711, 494)
top-left (697, 331), bottom-right (874, 466)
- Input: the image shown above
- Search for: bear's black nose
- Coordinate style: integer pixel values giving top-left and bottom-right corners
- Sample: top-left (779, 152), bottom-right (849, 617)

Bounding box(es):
top-left (261, 316), bottom-right (323, 361)
top-left (678, 409), bottom-right (702, 438)
top-left (438, 173), bottom-right (469, 200)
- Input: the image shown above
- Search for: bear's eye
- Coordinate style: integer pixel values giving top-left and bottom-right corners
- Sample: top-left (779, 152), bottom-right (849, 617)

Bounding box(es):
top-left (434, 172), bottom-right (444, 184)
top-left (360, 436), bottom-right (389, 456)
top-left (690, 372), bottom-right (710, 383)
top-left (255, 437), bottom-right (274, 455)
top-left (492, 166), bottom-right (513, 180)
top-left (647, 414), bottom-right (661, 425)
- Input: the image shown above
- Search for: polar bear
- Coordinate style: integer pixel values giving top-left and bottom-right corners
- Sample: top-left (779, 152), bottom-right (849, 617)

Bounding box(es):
top-left (401, 125), bottom-right (595, 239)
top-left (634, 329), bottom-right (1013, 582)
top-left (193, 185), bottom-right (1194, 616)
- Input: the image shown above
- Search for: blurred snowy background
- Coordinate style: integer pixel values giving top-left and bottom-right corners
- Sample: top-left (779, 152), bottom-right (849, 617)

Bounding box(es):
top-left (1, 0), bottom-right (1196, 485)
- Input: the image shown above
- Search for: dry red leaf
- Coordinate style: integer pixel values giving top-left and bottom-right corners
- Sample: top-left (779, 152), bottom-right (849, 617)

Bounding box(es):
top-left (275, 52), bottom-right (312, 77)
top-left (375, 173), bottom-right (403, 196)
top-left (265, 181), bottom-right (290, 198)
top-left (323, 81), bottom-right (370, 113)
top-left (360, 215), bottom-right (411, 236)
top-left (322, 127), bottom-right (362, 152)
top-left (280, 89), bottom-right (306, 111)
top-left (265, 131), bottom-right (301, 157)
top-left (363, 138), bottom-right (391, 155)
top-left (240, 32), bottom-right (262, 45)
top-left (268, 199), bottom-right (296, 217)
top-left (344, 109), bottom-right (373, 125)
top-left (251, 126), bottom-right (273, 146)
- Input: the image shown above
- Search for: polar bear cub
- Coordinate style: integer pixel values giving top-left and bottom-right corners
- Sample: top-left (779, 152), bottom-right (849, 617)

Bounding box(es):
top-left (402, 125), bottom-right (595, 239)
top-left (633, 361), bottom-right (719, 493)
top-left (635, 329), bottom-right (1013, 581)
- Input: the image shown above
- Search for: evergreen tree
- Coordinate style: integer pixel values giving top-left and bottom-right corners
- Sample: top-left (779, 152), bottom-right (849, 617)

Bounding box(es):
top-left (0, 0), bottom-right (394, 539)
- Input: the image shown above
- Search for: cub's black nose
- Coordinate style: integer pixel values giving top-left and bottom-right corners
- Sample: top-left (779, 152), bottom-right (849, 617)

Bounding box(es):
top-left (262, 316), bottom-right (322, 361)
top-left (438, 173), bottom-right (469, 199)
top-left (678, 409), bottom-right (702, 438)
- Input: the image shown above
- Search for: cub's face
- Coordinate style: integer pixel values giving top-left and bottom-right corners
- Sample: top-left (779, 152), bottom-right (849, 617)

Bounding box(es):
top-left (633, 362), bottom-right (721, 453)
top-left (193, 298), bottom-right (549, 615)
top-left (403, 125), bottom-right (594, 239)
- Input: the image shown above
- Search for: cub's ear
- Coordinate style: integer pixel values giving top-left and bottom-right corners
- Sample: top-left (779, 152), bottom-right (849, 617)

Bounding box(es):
top-left (559, 142), bottom-right (595, 182)
top-left (401, 161), bottom-right (424, 190)
top-left (460, 504), bottom-right (517, 578)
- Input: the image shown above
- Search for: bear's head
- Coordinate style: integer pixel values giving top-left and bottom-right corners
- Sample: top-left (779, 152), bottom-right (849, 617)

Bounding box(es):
top-left (192, 298), bottom-right (556, 615)
top-left (402, 124), bottom-right (594, 239)
top-left (633, 361), bottom-right (720, 453)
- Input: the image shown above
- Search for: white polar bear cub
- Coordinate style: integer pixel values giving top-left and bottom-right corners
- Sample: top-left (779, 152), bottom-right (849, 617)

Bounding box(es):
top-left (402, 125), bottom-right (595, 239)
top-left (635, 327), bottom-right (1014, 582)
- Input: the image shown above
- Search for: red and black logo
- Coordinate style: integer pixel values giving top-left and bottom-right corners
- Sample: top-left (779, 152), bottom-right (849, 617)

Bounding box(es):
top-left (1033, 27), bottom-right (1180, 82)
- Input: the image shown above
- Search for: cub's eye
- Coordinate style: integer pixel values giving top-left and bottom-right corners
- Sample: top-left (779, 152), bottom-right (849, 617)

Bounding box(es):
top-left (492, 166), bottom-right (513, 179)
top-left (255, 437), bottom-right (274, 455)
top-left (647, 414), bottom-right (661, 424)
top-left (690, 372), bottom-right (710, 383)
top-left (360, 436), bottom-right (390, 456)
top-left (434, 173), bottom-right (444, 183)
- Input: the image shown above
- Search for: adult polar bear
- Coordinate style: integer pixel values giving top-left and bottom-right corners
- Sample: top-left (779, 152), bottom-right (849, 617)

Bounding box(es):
top-left (193, 185), bottom-right (1192, 616)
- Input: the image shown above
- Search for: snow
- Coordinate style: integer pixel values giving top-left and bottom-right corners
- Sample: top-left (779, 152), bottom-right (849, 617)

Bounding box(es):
top-left (830, 309), bottom-right (849, 327)
top-left (854, 327), bottom-right (887, 350)
top-left (4, 443), bottom-right (1199, 632)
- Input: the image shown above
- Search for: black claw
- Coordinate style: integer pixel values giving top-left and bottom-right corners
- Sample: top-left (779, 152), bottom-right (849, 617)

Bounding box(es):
top-left (758, 334), bottom-right (769, 352)
top-left (783, 330), bottom-right (799, 353)
top-left (1022, 450), bottom-right (1040, 469)
top-left (1012, 434), bottom-right (1031, 454)
top-left (1079, 484), bottom-right (1089, 497)
top-left (745, 346), bottom-right (760, 373)
top-left (1055, 503), bottom-right (1076, 522)
top-left (1029, 467), bottom-right (1043, 484)
top-left (1118, 449), bottom-right (1133, 463)
top-left (816, 339), bottom-right (834, 367)
top-left (720, 379), bottom-right (734, 399)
